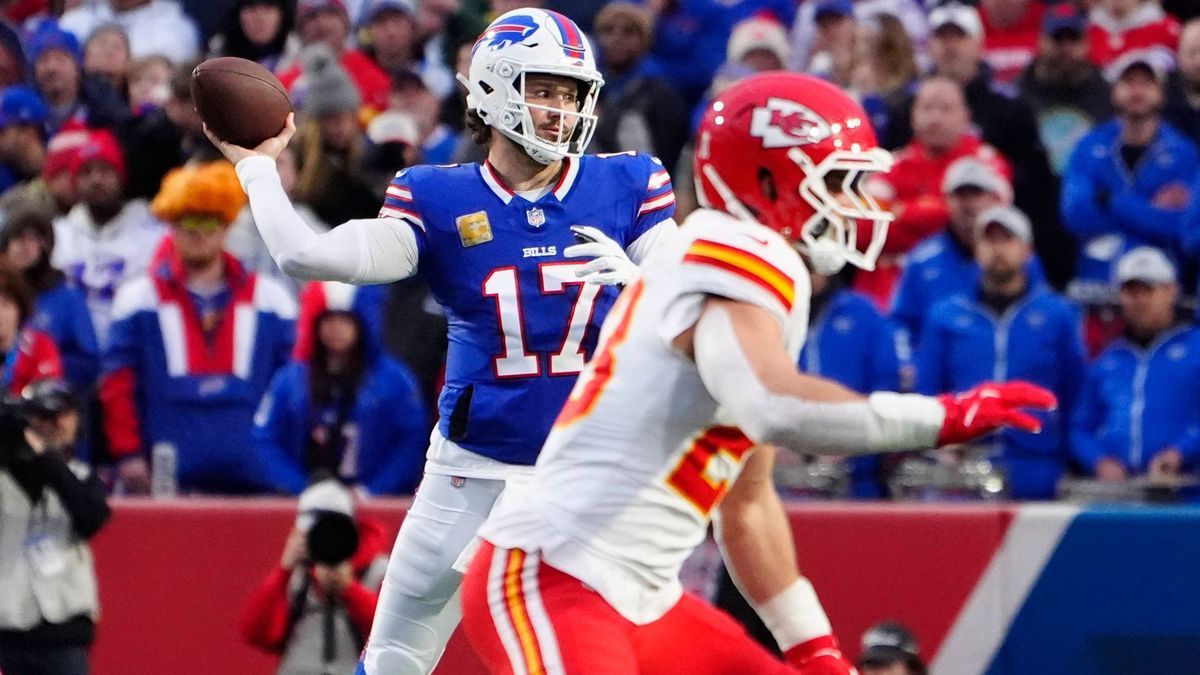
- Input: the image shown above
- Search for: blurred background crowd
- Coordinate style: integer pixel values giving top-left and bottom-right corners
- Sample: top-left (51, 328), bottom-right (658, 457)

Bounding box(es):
top-left (0, 0), bottom-right (1197, 672)
top-left (0, 0), bottom-right (1195, 504)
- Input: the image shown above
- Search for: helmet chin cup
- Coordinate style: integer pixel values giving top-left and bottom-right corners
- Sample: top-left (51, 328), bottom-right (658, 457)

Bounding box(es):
top-left (803, 238), bottom-right (847, 275)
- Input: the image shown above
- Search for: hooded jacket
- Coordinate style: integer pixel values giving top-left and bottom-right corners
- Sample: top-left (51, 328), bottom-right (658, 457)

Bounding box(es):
top-left (100, 239), bottom-right (296, 493)
top-left (253, 282), bottom-right (428, 496)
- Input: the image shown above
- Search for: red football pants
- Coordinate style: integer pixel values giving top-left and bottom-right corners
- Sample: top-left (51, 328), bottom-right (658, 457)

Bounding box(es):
top-left (462, 542), bottom-right (801, 675)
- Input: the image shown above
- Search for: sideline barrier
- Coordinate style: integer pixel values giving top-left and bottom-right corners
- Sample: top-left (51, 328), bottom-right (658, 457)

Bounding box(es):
top-left (89, 500), bottom-right (1200, 674)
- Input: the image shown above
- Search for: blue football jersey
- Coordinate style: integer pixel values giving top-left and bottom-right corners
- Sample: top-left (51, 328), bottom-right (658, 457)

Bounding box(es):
top-left (379, 152), bottom-right (675, 465)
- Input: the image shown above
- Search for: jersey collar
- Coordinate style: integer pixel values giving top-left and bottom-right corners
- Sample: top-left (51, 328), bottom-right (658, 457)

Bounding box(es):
top-left (480, 157), bottom-right (579, 205)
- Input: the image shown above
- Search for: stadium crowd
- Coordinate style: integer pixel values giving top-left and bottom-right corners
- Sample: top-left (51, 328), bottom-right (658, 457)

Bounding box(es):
top-left (0, 0), bottom-right (1193, 502)
top-left (0, 0), bottom-right (1196, 672)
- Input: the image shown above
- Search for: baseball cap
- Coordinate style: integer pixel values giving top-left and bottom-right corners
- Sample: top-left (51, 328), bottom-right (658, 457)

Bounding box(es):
top-left (361, 0), bottom-right (414, 26)
top-left (1104, 48), bottom-right (1172, 85)
top-left (0, 86), bottom-right (47, 129)
top-left (367, 110), bottom-right (419, 146)
top-left (1115, 246), bottom-right (1176, 285)
top-left (929, 2), bottom-right (982, 40)
top-left (594, 2), bottom-right (653, 39)
top-left (814, 0), bottom-right (854, 22)
top-left (298, 0), bottom-right (348, 23)
top-left (20, 378), bottom-right (79, 417)
top-left (858, 622), bottom-right (925, 673)
top-left (1042, 1), bottom-right (1086, 36)
top-left (296, 477), bottom-right (354, 530)
top-left (942, 158), bottom-right (1010, 197)
top-left (727, 15), bottom-right (790, 65)
top-left (976, 205), bottom-right (1033, 244)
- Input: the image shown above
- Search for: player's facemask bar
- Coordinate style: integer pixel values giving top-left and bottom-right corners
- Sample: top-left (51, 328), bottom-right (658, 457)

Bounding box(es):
top-left (791, 147), bottom-right (894, 275)
top-left (511, 70), bottom-right (600, 164)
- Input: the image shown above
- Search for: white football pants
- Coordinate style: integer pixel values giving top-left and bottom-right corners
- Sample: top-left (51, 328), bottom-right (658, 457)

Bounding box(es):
top-left (361, 473), bottom-right (506, 674)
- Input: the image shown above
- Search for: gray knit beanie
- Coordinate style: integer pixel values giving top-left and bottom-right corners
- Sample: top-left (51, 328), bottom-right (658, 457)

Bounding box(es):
top-left (301, 43), bottom-right (361, 117)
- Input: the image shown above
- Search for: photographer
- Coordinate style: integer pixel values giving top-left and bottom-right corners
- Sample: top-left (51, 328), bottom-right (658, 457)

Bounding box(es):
top-left (0, 379), bottom-right (110, 675)
top-left (240, 478), bottom-right (388, 675)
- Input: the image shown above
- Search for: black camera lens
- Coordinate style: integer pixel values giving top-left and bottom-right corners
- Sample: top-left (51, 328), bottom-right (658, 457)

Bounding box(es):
top-left (305, 511), bottom-right (359, 565)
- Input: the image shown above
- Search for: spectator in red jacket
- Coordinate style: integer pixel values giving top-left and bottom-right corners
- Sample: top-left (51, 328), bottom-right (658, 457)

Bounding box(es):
top-left (858, 76), bottom-right (1011, 308)
top-left (240, 479), bottom-right (389, 675)
top-left (277, 0), bottom-right (391, 113)
top-left (0, 264), bottom-right (63, 395)
top-left (981, 0), bottom-right (1047, 84)
top-left (1088, 0), bottom-right (1181, 66)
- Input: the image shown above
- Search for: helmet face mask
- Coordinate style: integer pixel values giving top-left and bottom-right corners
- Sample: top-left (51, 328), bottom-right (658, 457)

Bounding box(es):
top-left (695, 74), bottom-right (895, 272)
top-left (793, 147), bottom-right (894, 274)
top-left (459, 9), bottom-right (604, 165)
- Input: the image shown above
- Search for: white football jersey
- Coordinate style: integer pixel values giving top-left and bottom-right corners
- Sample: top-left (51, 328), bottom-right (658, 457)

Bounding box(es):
top-left (480, 208), bottom-right (812, 624)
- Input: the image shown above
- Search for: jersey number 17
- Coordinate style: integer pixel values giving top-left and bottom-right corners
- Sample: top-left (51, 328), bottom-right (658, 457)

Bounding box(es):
top-left (483, 262), bottom-right (602, 378)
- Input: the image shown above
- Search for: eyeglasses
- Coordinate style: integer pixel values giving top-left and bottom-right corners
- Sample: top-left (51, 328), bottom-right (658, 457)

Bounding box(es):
top-left (175, 214), bottom-right (226, 233)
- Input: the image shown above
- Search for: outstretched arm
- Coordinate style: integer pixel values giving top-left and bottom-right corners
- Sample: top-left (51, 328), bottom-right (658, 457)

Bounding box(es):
top-left (686, 298), bottom-right (1056, 455)
top-left (211, 115), bottom-right (421, 284)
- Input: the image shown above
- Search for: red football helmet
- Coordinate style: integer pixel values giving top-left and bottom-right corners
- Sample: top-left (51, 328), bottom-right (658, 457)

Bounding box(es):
top-left (694, 72), bottom-right (894, 272)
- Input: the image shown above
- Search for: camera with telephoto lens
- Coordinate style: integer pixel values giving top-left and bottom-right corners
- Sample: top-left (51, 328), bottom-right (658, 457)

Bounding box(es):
top-left (0, 380), bottom-right (81, 465)
top-left (305, 510), bottom-right (360, 566)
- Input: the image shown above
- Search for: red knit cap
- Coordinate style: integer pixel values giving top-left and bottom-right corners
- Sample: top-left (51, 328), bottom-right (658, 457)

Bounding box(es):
top-left (69, 129), bottom-right (126, 183)
top-left (43, 123), bottom-right (89, 179)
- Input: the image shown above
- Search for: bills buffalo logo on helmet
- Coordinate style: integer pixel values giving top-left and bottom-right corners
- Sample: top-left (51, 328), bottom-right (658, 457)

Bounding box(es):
top-left (749, 98), bottom-right (833, 149)
top-left (473, 14), bottom-right (540, 53)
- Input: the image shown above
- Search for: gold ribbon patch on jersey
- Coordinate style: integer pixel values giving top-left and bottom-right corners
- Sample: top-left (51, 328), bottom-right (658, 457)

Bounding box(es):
top-left (456, 211), bottom-right (493, 247)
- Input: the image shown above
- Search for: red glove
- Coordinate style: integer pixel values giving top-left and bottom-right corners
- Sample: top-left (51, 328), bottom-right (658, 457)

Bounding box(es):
top-left (784, 635), bottom-right (858, 675)
top-left (937, 381), bottom-right (1058, 447)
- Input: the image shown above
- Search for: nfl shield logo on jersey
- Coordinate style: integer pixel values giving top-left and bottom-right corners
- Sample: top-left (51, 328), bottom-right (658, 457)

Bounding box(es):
top-left (456, 211), bottom-right (493, 247)
top-left (526, 207), bottom-right (546, 227)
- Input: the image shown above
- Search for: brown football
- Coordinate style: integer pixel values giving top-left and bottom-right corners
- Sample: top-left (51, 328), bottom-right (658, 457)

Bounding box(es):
top-left (191, 57), bottom-right (292, 148)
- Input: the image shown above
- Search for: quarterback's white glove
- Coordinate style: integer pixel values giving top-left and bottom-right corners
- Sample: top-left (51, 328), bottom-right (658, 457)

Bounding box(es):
top-left (564, 225), bottom-right (638, 286)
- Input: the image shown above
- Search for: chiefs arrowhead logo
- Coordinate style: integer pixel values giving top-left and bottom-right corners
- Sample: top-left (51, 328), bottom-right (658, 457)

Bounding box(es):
top-left (749, 98), bottom-right (832, 149)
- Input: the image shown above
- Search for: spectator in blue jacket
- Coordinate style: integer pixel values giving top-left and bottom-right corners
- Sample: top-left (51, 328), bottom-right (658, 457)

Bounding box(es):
top-left (1072, 247), bottom-right (1200, 481)
top-left (1061, 49), bottom-right (1198, 308)
top-left (890, 158), bottom-right (1046, 349)
top-left (253, 281), bottom-right (428, 496)
top-left (918, 206), bottom-right (1086, 499)
top-left (0, 210), bottom-right (97, 393)
top-left (646, 0), bottom-right (736, 108)
top-left (100, 162), bottom-right (295, 494)
top-left (891, 157), bottom-right (1010, 348)
top-left (801, 264), bottom-right (908, 497)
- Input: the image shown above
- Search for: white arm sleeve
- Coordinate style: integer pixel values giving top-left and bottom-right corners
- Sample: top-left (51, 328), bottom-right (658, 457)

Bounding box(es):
top-left (625, 218), bottom-right (678, 265)
top-left (235, 156), bottom-right (420, 284)
top-left (693, 304), bottom-right (944, 455)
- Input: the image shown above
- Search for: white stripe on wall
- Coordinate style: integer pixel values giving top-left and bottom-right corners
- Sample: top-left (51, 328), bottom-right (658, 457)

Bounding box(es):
top-left (931, 504), bottom-right (1079, 675)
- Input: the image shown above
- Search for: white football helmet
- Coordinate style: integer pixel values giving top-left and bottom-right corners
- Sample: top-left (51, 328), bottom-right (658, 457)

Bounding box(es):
top-left (457, 8), bottom-right (604, 164)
